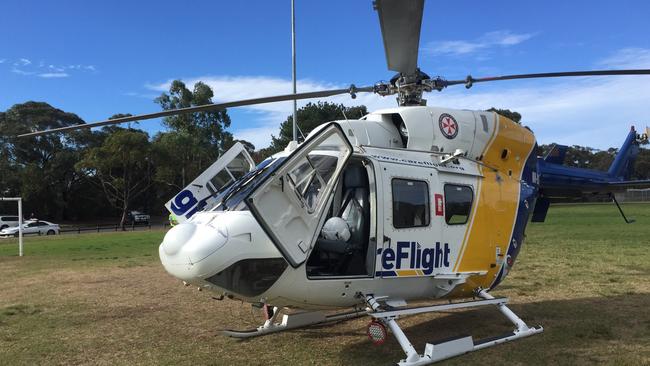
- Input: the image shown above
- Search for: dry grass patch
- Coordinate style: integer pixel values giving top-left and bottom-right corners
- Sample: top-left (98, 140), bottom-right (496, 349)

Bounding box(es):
top-left (0, 204), bottom-right (649, 365)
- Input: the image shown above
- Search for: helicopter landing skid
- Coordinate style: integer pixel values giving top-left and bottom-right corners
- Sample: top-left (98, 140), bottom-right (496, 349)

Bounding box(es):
top-left (366, 290), bottom-right (543, 366)
top-left (220, 307), bottom-right (369, 339)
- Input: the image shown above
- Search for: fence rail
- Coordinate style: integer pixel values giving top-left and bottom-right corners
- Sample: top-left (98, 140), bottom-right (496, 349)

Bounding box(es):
top-left (59, 222), bottom-right (170, 235)
top-left (615, 188), bottom-right (650, 202)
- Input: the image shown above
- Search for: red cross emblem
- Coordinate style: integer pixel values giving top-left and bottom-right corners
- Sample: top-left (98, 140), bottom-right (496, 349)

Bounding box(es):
top-left (439, 113), bottom-right (459, 139)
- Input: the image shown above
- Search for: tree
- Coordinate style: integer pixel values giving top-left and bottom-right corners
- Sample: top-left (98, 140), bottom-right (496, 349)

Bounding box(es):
top-left (633, 148), bottom-right (650, 180)
top-left (155, 80), bottom-right (232, 153)
top-left (0, 133), bottom-right (20, 197)
top-left (151, 131), bottom-right (198, 190)
top-left (0, 102), bottom-right (94, 219)
top-left (76, 124), bottom-right (153, 229)
top-left (153, 80), bottom-right (234, 191)
top-left (261, 102), bottom-right (368, 157)
top-left (222, 134), bottom-right (255, 154)
top-left (488, 108), bottom-right (522, 123)
top-left (537, 143), bottom-right (650, 180)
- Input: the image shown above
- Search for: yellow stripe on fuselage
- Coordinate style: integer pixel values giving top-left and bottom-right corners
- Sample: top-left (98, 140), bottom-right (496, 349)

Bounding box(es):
top-left (452, 174), bottom-right (482, 272)
top-left (396, 269), bottom-right (420, 277)
top-left (452, 115), bottom-right (535, 296)
top-left (452, 115), bottom-right (499, 272)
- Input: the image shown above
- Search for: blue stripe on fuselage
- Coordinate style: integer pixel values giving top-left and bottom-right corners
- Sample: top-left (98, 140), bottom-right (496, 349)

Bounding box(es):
top-left (491, 144), bottom-right (539, 289)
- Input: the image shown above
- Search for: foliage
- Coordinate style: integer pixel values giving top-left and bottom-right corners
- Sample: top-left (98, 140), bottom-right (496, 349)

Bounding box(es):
top-left (151, 80), bottom-right (249, 204)
top-left (260, 102), bottom-right (368, 158)
top-left (538, 143), bottom-right (650, 179)
top-left (76, 124), bottom-right (153, 229)
top-left (0, 102), bottom-right (95, 219)
top-left (154, 80), bottom-right (232, 152)
top-left (488, 107), bottom-right (522, 123)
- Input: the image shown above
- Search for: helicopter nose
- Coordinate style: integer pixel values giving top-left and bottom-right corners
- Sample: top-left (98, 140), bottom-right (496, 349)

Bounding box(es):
top-left (159, 220), bottom-right (229, 267)
top-left (161, 223), bottom-right (196, 256)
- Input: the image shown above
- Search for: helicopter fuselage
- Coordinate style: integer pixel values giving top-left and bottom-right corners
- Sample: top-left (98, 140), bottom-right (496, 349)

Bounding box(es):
top-left (159, 106), bottom-right (540, 309)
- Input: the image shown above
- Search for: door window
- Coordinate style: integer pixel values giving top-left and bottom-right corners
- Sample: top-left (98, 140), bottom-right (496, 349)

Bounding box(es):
top-left (392, 179), bottom-right (430, 229)
top-left (444, 184), bottom-right (473, 225)
top-left (288, 154), bottom-right (339, 213)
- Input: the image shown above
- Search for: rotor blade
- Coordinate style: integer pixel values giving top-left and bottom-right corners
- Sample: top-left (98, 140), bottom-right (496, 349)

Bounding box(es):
top-left (445, 69), bottom-right (650, 88)
top-left (374, 0), bottom-right (424, 74)
top-left (17, 86), bottom-right (373, 138)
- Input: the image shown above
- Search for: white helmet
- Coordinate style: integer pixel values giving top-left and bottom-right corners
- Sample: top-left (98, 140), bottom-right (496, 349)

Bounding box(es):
top-left (321, 217), bottom-right (351, 242)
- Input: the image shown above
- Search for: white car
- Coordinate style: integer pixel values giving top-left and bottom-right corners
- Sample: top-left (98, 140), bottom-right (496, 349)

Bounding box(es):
top-left (0, 215), bottom-right (20, 230)
top-left (0, 220), bottom-right (60, 237)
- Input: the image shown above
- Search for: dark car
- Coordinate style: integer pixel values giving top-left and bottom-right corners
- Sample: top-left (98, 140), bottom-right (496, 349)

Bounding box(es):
top-left (126, 211), bottom-right (150, 225)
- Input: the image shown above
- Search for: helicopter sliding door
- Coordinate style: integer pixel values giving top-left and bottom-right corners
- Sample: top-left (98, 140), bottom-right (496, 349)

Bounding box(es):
top-left (377, 161), bottom-right (442, 278)
top-left (246, 123), bottom-right (353, 268)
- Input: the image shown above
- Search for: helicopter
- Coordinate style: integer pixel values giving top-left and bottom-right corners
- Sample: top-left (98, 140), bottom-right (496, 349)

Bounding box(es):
top-left (18, 0), bottom-right (650, 365)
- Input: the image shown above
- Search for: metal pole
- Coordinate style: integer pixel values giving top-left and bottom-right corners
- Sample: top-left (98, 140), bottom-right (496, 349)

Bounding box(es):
top-left (18, 199), bottom-right (23, 257)
top-left (291, 0), bottom-right (298, 142)
top-left (1, 197), bottom-right (23, 256)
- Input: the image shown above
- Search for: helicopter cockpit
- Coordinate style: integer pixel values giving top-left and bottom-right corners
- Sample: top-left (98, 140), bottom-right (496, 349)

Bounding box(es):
top-left (159, 123), bottom-right (376, 300)
top-left (209, 149), bottom-right (376, 279)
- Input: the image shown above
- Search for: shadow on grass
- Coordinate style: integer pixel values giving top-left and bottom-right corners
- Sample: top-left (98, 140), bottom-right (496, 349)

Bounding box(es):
top-left (337, 293), bottom-right (650, 366)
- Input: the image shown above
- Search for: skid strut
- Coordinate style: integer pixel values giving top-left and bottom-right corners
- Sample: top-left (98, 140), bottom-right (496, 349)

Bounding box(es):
top-left (366, 290), bottom-right (543, 365)
top-left (221, 307), bottom-right (368, 339)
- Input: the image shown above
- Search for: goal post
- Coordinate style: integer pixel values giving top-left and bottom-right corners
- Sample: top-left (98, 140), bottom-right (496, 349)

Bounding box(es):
top-left (0, 197), bottom-right (23, 256)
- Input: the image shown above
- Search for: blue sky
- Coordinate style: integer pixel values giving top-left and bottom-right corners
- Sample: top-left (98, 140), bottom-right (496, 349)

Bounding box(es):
top-left (2, 0), bottom-right (650, 149)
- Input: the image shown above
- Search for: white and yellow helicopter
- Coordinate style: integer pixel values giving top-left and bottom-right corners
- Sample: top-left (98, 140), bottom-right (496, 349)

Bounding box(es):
top-left (20, 1), bottom-right (650, 364)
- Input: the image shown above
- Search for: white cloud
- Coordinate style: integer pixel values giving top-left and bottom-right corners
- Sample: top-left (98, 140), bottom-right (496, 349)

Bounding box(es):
top-left (424, 30), bottom-right (535, 56)
top-left (47, 64), bottom-right (65, 72)
top-left (11, 68), bottom-right (34, 75)
top-left (16, 58), bottom-right (31, 66)
top-left (3, 59), bottom-right (96, 78)
top-left (598, 47), bottom-right (650, 69)
top-left (144, 48), bottom-right (650, 150)
top-left (38, 72), bottom-right (69, 78)
top-left (0, 59), bottom-right (6, 64)
top-left (64, 64), bottom-right (96, 71)
top-left (124, 91), bottom-right (158, 99)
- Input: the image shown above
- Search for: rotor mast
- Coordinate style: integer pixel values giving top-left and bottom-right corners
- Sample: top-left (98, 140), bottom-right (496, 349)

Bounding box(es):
top-left (374, 0), bottom-right (430, 106)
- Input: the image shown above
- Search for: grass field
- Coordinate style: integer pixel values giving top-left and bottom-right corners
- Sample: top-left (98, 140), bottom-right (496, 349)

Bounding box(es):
top-left (0, 204), bottom-right (648, 365)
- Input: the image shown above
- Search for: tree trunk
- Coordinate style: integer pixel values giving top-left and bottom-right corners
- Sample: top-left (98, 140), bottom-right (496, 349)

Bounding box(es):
top-left (120, 204), bottom-right (127, 231)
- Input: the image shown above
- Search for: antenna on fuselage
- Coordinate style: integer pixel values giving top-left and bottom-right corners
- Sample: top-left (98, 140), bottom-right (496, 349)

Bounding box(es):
top-left (291, 0), bottom-right (298, 143)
